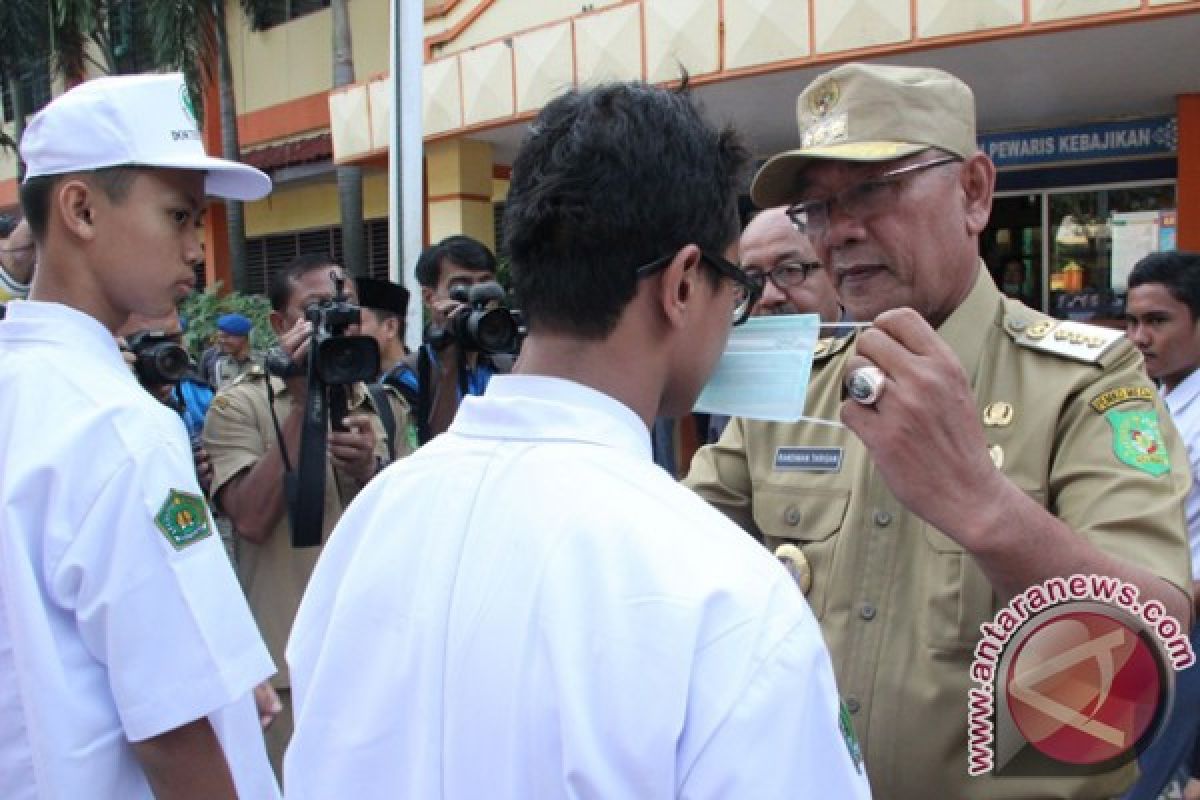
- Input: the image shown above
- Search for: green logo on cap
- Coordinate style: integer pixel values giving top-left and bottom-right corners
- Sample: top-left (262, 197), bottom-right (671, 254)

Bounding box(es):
top-left (179, 84), bottom-right (197, 124)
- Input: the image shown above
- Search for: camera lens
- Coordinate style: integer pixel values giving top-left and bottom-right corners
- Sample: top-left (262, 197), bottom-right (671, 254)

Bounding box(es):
top-left (152, 344), bottom-right (190, 383)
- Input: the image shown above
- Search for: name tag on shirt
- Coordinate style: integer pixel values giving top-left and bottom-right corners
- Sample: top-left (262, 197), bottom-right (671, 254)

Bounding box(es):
top-left (775, 447), bottom-right (843, 472)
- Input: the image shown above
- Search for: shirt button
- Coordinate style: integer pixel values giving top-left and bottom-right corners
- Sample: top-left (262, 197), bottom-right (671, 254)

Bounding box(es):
top-left (784, 505), bottom-right (802, 526)
top-left (845, 696), bottom-right (861, 714)
top-left (873, 510), bottom-right (892, 527)
top-left (860, 603), bottom-right (877, 621)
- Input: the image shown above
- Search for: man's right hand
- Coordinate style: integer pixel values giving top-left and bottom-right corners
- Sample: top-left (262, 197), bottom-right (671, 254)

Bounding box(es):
top-left (277, 317), bottom-right (315, 397)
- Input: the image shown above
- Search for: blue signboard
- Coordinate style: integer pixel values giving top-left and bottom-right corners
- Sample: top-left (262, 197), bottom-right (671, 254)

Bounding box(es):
top-left (978, 116), bottom-right (1177, 169)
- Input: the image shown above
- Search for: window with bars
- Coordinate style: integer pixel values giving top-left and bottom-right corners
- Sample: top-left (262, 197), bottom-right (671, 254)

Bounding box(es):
top-left (258, 0), bottom-right (332, 30)
top-left (243, 219), bottom-right (391, 297)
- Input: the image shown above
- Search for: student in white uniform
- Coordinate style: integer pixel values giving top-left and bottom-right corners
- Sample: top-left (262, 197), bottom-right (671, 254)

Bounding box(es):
top-left (286, 80), bottom-right (871, 799)
top-left (0, 73), bottom-right (280, 799)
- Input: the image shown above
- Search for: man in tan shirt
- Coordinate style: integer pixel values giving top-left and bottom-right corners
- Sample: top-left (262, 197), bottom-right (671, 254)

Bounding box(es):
top-left (204, 253), bottom-right (411, 774)
top-left (685, 63), bottom-right (1192, 799)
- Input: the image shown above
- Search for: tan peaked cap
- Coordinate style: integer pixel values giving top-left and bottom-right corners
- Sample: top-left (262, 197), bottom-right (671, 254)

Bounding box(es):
top-left (751, 63), bottom-right (978, 208)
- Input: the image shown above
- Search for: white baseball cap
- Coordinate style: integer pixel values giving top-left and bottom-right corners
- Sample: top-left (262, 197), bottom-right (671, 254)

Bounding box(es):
top-left (20, 72), bottom-right (271, 201)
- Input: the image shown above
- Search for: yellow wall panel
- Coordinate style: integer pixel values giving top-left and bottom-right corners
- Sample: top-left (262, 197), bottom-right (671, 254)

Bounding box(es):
top-left (423, 57), bottom-right (463, 136)
top-left (645, 0), bottom-right (720, 83)
top-left (513, 23), bottom-right (575, 114)
top-left (229, 0), bottom-right (390, 115)
top-left (724, 0), bottom-right (810, 70)
top-left (244, 179), bottom-right (341, 236)
top-left (330, 84), bottom-right (372, 162)
top-left (918, 0), bottom-right (1022, 37)
top-left (434, 0), bottom-right (623, 56)
top-left (574, 5), bottom-right (644, 84)
top-left (460, 41), bottom-right (515, 125)
top-left (1029, 0), bottom-right (1138, 22)
top-left (243, 169), bottom-right (387, 237)
top-left (813, 0), bottom-right (909, 53)
top-left (428, 199), bottom-right (496, 251)
top-left (426, 138), bottom-right (494, 198)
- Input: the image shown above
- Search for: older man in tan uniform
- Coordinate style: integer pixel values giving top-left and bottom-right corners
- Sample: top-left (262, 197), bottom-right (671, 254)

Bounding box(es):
top-left (204, 256), bottom-right (411, 775)
top-left (686, 63), bottom-right (1191, 799)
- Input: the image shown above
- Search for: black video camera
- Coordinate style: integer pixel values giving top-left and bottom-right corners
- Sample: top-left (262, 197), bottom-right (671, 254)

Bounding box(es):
top-left (431, 281), bottom-right (523, 355)
top-left (275, 272), bottom-right (381, 549)
top-left (265, 273), bottom-right (380, 386)
top-left (127, 330), bottom-right (190, 385)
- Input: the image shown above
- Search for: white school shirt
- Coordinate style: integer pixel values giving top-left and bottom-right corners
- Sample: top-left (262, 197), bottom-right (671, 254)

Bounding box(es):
top-left (286, 374), bottom-right (870, 799)
top-left (1164, 367), bottom-right (1200, 581)
top-left (0, 301), bottom-right (279, 800)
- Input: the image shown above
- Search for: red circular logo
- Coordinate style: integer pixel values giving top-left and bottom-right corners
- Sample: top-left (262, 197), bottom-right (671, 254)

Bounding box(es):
top-left (1005, 611), bottom-right (1162, 765)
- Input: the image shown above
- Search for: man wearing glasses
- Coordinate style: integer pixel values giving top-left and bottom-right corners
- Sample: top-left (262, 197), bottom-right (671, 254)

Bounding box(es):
top-left (743, 206), bottom-right (843, 322)
top-left (687, 63), bottom-right (1190, 799)
top-left (0, 216), bottom-right (35, 305)
top-left (284, 80), bottom-right (869, 799)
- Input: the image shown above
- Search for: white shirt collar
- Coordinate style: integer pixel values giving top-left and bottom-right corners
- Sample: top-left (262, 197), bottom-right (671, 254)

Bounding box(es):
top-left (1, 300), bottom-right (129, 374)
top-left (450, 374), bottom-right (653, 461)
top-left (1164, 366), bottom-right (1200, 416)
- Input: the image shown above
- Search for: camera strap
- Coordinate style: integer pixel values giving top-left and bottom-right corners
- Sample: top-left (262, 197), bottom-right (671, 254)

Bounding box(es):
top-left (365, 383), bottom-right (396, 461)
top-left (416, 344), bottom-right (434, 446)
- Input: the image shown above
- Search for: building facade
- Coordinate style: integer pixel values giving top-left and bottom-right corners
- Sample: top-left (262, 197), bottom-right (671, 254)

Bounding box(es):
top-left (2, 0), bottom-right (1199, 314)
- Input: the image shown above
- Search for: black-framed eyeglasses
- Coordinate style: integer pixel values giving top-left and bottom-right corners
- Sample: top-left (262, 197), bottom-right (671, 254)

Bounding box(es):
top-left (786, 155), bottom-right (961, 236)
top-left (745, 261), bottom-right (822, 291)
top-left (636, 249), bottom-right (762, 326)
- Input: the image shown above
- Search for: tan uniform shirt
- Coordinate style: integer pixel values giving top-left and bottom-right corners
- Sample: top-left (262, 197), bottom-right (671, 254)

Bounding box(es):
top-left (686, 267), bottom-right (1191, 800)
top-left (204, 370), bottom-right (412, 688)
top-left (213, 352), bottom-right (263, 391)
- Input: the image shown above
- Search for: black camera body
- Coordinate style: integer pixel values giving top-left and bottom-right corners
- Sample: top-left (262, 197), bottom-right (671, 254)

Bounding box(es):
top-left (127, 330), bottom-right (190, 386)
top-left (431, 281), bottom-right (523, 355)
top-left (265, 280), bottom-right (380, 386)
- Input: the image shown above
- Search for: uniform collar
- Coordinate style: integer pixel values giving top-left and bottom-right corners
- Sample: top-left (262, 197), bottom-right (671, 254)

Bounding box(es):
top-left (934, 261), bottom-right (996, 382)
top-left (1164, 366), bottom-right (1200, 415)
top-left (450, 374), bottom-right (652, 461)
top-left (0, 300), bottom-right (129, 374)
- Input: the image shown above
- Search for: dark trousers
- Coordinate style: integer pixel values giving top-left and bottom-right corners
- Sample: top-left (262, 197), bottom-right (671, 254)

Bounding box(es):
top-left (1124, 625), bottom-right (1200, 799)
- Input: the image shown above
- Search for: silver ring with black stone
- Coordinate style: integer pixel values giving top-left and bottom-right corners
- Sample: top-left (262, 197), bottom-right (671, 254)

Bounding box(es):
top-left (846, 365), bottom-right (886, 406)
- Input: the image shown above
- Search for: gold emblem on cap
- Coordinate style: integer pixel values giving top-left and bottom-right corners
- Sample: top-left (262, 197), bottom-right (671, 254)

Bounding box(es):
top-left (775, 543), bottom-right (812, 594)
top-left (1026, 321), bottom-right (1053, 341)
top-left (809, 80), bottom-right (840, 117)
top-left (989, 444), bottom-right (1004, 469)
top-left (983, 402), bottom-right (1014, 427)
top-left (1054, 328), bottom-right (1071, 341)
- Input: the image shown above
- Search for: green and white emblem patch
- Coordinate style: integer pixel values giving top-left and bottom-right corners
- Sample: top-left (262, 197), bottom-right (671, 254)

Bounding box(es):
top-left (1105, 409), bottom-right (1170, 477)
top-left (155, 489), bottom-right (213, 550)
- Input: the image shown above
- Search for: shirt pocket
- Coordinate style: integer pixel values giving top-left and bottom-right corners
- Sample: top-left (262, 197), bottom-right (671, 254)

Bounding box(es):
top-left (751, 486), bottom-right (851, 621)
top-left (921, 490), bottom-right (1046, 652)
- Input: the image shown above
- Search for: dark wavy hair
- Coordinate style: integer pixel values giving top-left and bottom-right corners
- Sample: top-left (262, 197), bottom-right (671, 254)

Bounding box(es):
top-left (503, 78), bottom-right (749, 338)
top-left (1129, 251), bottom-right (1200, 321)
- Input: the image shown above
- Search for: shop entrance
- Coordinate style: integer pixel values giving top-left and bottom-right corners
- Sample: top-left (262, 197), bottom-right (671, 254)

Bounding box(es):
top-left (982, 181), bottom-right (1176, 322)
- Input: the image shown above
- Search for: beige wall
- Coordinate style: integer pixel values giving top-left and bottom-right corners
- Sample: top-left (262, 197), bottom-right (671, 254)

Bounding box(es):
top-left (229, 0), bottom-right (391, 116)
top-left (244, 168), bottom-right (389, 236)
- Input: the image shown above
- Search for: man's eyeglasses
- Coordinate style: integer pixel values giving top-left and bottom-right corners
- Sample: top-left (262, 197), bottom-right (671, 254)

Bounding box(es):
top-left (636, 249), bottom-right (762, 326)
top-left (787, 155), bottom-right (961, 236)
top-left (745, 261), bottom-right (822, 292)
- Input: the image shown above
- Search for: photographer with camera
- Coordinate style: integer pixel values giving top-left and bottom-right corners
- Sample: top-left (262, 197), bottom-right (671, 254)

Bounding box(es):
top-left (118, 310), bottom-right (214, 439)
top-left (408, 235), bottom-right (517, 443)
top-left (201, 252), bottom-right (411, 776)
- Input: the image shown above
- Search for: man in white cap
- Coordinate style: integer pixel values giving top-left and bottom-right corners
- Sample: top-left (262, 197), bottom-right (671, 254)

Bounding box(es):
top-left (0, 73), bottom-right (279, 799)
top-left (686, 62), bottom-right (1191, 798)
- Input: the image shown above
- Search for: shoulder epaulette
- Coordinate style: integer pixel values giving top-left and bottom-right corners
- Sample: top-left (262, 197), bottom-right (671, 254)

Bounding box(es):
top-left (226, 364), bottom-right (267, 389)
top-left (1003, 313), bottom-right (1124, 365)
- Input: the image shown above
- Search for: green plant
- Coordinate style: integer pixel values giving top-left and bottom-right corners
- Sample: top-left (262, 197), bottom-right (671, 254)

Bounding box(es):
top-left (179, 282), bottom-right (276, 360)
